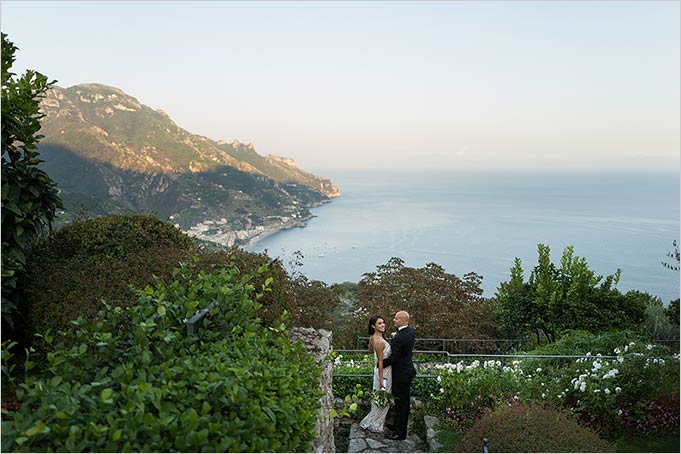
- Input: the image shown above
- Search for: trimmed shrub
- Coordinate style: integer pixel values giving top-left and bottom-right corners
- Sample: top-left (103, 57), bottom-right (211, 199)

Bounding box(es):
top-left (2, 262), bottom-right (321, 452)
top-left (195, 247), bottom-right (293, 327)
top-left (456, 402), bottom-right (614, 453)
top-left (22, 215), bottom-right (196, 343)
top-left (196, 248), bottom-right (341, 330)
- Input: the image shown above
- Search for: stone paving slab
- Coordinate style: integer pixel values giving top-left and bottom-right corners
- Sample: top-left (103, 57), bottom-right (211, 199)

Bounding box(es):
top-left (347, 422), bottom-right (424, 453)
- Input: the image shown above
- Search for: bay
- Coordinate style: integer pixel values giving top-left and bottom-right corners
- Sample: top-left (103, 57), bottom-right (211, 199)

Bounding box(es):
top-left (249, 169), bottom-right (680, 303)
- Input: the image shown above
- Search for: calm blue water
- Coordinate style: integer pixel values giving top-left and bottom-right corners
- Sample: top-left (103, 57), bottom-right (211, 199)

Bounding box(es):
top-left (249, 170), bottom-right (680, 303)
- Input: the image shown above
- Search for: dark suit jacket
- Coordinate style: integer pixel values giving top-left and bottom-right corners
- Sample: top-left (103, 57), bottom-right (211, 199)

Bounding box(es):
top-left (382, 325), bottom-right (416, 384)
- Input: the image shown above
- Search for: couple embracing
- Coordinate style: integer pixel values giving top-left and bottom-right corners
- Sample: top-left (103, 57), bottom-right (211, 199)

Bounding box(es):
top-left (359, 311), bottom-right (416, 441)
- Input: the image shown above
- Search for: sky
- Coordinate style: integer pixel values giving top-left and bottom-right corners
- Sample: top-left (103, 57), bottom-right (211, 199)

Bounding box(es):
top-left (1, 1), bottom-right (679, 171)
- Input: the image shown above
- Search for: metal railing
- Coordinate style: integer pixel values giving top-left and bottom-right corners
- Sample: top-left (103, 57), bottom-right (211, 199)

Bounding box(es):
top-left (356, 336), bottom-right (531, 354)
top-left (332, 349), bottom-right (627, 379)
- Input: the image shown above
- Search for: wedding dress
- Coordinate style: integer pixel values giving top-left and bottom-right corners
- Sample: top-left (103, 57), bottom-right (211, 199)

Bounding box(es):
top-left (359, 338), bottom-right (392, 433)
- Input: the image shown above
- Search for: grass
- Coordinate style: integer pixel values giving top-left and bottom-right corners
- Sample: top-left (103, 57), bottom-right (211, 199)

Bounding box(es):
top-left (612, 434), bottom-right (680, 453)
top-left (435, 426), bottom-right (465, 452)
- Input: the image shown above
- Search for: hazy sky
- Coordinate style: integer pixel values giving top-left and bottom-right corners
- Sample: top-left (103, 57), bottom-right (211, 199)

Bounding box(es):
top-left (2, 1), bottom-right (679, 171)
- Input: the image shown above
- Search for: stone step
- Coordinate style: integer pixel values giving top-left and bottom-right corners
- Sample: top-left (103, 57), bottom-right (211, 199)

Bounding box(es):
top-left (347, 422), bottom-right (425, 453)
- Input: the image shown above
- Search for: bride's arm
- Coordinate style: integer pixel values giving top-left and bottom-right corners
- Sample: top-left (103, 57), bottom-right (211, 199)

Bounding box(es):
top-left (375, 340), bottom-right (386, 389)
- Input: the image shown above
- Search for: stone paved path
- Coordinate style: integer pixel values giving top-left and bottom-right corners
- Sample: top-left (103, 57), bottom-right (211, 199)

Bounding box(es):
top-left (347, 423), bottom-right (425, 453)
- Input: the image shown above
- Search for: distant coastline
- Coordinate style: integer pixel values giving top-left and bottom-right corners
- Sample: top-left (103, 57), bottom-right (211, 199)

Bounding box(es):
top-left (185, 198), bottom-right (334, 249)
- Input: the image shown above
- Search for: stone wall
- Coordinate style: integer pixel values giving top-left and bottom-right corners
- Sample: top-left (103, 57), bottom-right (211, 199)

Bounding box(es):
top-left (291, 327), bottom-right (335, 453)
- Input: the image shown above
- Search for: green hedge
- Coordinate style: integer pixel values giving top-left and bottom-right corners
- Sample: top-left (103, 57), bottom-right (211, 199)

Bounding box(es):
top-left (2, 262), bottom-right (321, 452)
top-left (22, 215), bottom-right (196, 344)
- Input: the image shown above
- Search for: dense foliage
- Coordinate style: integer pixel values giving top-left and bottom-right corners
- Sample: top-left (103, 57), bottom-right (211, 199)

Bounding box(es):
top-left (1, 33), bottom-right (61, 332)
top-left (355, 257), bottom-right (498, 342)
top-left (197, 248), bottom-right (341, 330)
top-left (495, 244), bottom-right (646, 342)
top-left (456, 402), bottom-right (614, 453)
top-left (426, 331), bottom-right (679, 437)
top-left (23, 215), bottom-right (196, 345)
top-left (21, 216), bottom-right (341, 349)
top-left (634, 292), bottom-right (679, 340)
top-left (2, 262), bottom-right (322, 452)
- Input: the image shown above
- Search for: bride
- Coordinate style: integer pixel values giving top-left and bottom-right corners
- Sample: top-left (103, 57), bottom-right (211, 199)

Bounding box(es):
top-left (359, 315), bottom-right (393, 433)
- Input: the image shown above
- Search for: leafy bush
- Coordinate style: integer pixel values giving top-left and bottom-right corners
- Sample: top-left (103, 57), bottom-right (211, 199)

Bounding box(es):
top-left (666, 298), bottom-right (680, 327)
top-left (2, 261), bottom-right (322, 452)
top-left (1, 33), bottom-right (61, 332)
top-left (456, 402), bottom-right (614, 452)
top-left (22, 215), bottom-right (196, 344)
top-left (637, 294), bottom-right (679, 340)
top-left (197, 248), bottom-right (341, 330)
top-left (495, 245), bottom-right (645, 342)
top-left (195, 247), bottom-right (292, 327)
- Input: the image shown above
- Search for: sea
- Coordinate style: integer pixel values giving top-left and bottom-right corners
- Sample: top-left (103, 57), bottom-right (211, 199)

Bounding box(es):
top-left (248, 169), bottom-right (680, 304)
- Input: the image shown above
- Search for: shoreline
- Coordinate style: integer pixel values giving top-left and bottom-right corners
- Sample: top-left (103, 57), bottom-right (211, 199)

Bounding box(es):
top-left (186, 198), bottom-right (334, 249)
top-left (243, 214), bottom-right (315, 249)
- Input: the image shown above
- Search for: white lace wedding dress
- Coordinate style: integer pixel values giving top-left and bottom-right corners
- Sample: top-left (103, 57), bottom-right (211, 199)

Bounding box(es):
top-left (359, 338), bottom-right (392, 433)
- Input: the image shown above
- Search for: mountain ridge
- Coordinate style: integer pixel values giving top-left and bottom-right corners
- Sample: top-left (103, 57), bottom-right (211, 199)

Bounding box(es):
top-left (37, 83), bottom-right (340, 246)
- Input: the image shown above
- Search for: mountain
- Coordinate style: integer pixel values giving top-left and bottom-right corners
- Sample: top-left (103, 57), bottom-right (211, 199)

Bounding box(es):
top-left (37, 83), bottom-right (340, 246)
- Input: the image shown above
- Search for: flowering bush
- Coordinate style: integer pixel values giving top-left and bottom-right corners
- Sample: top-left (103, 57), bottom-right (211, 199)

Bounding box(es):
top-left (429, 338), bottom-right (678, 436)
top-left (428, 359), bottom-right (521, 430)
top-left (331, 332), bottom-right (679, 438)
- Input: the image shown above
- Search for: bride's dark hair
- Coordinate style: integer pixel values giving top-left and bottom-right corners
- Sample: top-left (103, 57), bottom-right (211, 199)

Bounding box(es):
top-left (368, 315), bottom-right (384, 336)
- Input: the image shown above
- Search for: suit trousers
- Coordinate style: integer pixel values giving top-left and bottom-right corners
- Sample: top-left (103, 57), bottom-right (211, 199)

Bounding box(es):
top-left (392, 379), bottom-right (412, 439)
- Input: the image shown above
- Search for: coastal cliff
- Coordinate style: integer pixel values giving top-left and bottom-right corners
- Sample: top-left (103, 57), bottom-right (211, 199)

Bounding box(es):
top-left (37, 83), bottom-right (340, 240)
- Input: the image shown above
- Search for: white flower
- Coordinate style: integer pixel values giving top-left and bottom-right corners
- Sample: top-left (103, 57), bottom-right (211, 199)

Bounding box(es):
top-left (604, 388), bottom-right (611, 395)
top-left (592, 361), bottom-right (602, 371)
top-left (579, 382), bottom-right (586, 392)
top-left (594, 389), bottom-right (600, 393)
top-left (618, 409), bottom-right (622, 416)
top-left (614, 348), bottom-right (621, 354)
top-left (646, 344), bottom-right (654, 350)
top-left (541, 393), bottom-right (546, 398)
top-left (602, 369), bottom-right (619, 379)
top-left (437, 375), bottom-right (441, 383)
top-left (615, 387), bottom-right (622, 393)
top-left (439, 388), bottom-right (444, 394)
top-left (536, 368), bottom-right (542, 373)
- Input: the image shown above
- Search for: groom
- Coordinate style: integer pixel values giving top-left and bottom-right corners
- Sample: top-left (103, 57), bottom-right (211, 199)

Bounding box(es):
top-left (381, 310), bottom-right (416, 441)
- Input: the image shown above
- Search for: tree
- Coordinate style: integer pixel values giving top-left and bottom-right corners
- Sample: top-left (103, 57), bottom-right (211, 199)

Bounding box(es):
top-left (495, 244), bottom-right (645, 343)
top-left (661, 240), bottom-right (680, 272)
top-left (357, 257), bottom-right (497, 343)
top-left (1, 33), bottom-right (61, 331)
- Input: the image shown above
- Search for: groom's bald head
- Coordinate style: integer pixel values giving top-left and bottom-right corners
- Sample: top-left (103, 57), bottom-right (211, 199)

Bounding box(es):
top-left (394, 311), bottom-right (410, 327)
